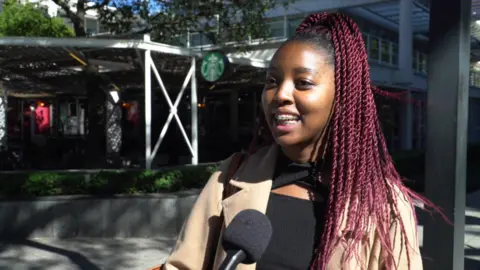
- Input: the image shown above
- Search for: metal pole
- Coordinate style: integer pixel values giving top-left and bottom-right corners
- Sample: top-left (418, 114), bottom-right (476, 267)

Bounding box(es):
top-left (76, 98), bottom-right (81, 135)
top-left (30, 103), bottom-right (35, 139)
top-left (0, 88), bottom-right (7, 149)
top-left (423, 0), bottom-right (471, 269)
top-left (20, 100), bottom-right (24, 141)
top-left (191, 57), bottom-right (198, 165)
top-left (49, 104), bottom-right (53, 130)
top-left (144, 34), bottom-right (152, 169)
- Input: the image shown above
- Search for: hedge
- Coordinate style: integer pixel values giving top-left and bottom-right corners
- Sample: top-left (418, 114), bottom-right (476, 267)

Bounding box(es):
top-left (1, 144), bottom-right (478, 197)
top-left (1, 165), bottom-right (216, 198)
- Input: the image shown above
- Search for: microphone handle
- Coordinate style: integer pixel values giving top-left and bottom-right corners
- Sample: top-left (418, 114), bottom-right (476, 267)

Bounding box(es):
top-left (218, 249), bottom-right (247, 270)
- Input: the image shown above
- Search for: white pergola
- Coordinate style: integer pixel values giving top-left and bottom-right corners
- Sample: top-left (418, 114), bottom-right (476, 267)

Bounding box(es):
top-left (0, 36), bottom-right (204, 169)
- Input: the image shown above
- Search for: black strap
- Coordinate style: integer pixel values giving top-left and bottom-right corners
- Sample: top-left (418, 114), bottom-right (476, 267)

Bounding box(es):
top-left (272, 152), bottom-right (329, 198)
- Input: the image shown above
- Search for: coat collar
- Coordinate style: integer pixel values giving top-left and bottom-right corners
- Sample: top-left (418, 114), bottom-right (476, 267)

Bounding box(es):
top-left (220, 144), bottom-right (356, 235)
top-left (221, 144), bottom-right (278, 227)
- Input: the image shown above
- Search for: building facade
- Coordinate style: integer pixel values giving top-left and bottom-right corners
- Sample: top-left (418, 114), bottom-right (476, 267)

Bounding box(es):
top-left (188, 0), bottom-right (480, 156)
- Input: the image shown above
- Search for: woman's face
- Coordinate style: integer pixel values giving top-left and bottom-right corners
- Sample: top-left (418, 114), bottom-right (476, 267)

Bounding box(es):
top-left (262, 41), bottom-right (335, 150)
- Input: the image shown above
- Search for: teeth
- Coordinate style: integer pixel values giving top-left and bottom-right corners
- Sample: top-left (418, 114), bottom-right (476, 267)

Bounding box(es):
top-left (275, 114), bottom-right (299, 121)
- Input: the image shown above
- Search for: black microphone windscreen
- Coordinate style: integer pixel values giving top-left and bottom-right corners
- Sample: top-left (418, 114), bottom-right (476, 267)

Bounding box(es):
top-left (222, 209), bottom-right (272, 264)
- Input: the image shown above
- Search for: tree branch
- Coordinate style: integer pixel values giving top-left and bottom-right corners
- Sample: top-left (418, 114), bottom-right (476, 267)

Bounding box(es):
top-left (77, 0), bottom-right (86, 10)
top-left (51, 0), bottom-right (78, 23)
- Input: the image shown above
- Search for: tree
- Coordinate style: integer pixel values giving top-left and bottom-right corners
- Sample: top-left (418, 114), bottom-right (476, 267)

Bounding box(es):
top-left (0, 0), bottom-right (74, 37)
top-left (56, 0), bottom-right (294, 46)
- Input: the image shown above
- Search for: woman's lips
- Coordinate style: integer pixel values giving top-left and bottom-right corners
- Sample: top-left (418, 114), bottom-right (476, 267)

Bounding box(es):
top-left (272, 113), bottom-right (300, 133)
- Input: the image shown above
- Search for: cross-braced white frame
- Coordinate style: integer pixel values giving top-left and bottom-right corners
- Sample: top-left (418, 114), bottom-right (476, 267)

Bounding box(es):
top-left (145, 51), bottom-right (197, 168)
top-left (143, 34), bottom-right (198, 169)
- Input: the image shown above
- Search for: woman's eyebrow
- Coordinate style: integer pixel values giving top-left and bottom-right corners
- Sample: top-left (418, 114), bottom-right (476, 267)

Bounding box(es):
top-left (267, 66), bottom-right (318, 75)
top-left (293, 67), bottom-right (317, 75)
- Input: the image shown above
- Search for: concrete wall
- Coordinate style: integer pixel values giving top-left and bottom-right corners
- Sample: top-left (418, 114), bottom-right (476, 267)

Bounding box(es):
top-left (0, 190), bottom-right (200, 240)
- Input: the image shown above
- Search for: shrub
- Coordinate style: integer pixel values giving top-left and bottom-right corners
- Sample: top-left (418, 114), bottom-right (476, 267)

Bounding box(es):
top-left (1, 164), bottom-right (216, 198)
top-left (2, 144), bottom-right (479, 197)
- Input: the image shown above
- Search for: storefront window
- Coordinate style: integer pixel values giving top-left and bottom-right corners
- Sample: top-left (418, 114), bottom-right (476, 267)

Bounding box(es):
top-left (268, 20), bottom-right (285, 38)
top-left (380, 40), bottom-right (390, 64)
top-left (418, 53), bottom-right (427, 74)
top-left (369, 37), bottom-right (379, 60)
top-left (391, 44), bottom-right (398, 66)
top-left (190, 33), bottom-right (210, 47)
top-left (362, 33), bottom-right (368, 50)
top-left (412, 51), bottom-right (418, 72)
top-left (288, 18), bottom-right (303, 37)
top-left (412, 92), bottom-right (426, 149)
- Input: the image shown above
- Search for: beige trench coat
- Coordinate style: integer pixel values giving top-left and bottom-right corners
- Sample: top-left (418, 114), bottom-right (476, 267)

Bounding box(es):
top-left (161, 145), bottom-right (422, 270)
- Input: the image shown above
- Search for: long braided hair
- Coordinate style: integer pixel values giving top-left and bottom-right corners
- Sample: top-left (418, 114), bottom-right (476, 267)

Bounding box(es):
top-left (249, 12), bottom-right (439, 270)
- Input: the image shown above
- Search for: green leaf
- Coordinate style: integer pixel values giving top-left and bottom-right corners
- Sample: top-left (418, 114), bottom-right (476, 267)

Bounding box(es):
top-left (0, 0), bottom-right (74, 37)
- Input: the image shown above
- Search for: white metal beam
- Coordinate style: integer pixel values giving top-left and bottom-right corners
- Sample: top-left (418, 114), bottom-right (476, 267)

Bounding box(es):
top-left (227, 57), bottom-right (270, 69)
top-left (144, 35), bottom-right (153, 169)
top-left (226, 47), bottom-right (277, 68)
top-left (191, 37), bottom-right (286, 52)
top-left (0, 37), bottom-right (199, 57)
top-left (191, 57), bottom-right (198, 165)
top-left (89, 60), bottom-right (134, 71)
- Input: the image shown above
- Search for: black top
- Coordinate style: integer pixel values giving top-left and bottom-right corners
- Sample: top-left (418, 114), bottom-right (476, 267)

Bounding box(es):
top-left (256, 153), bottom-right (327, 270)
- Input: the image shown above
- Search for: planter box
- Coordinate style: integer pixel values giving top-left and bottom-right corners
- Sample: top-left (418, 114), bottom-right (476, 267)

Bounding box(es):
top-left (0, 189), bottom-right (200, 240)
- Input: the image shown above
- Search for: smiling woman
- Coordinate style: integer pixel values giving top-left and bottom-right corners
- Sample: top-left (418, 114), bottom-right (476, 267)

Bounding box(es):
top-left (159, 12), bottom-right (439, 270)
top-left (262, 40), bottom-right (335, 163)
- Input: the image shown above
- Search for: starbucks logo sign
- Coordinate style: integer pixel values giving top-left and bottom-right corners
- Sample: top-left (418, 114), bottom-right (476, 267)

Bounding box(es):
top-left (201, 52), bottom-right (228, 82)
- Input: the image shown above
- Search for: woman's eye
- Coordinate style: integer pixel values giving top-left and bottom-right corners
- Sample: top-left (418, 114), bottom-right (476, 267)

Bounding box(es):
top-left (296, 79), bottom-right (313, 88)
top-left (266, 77), bottom-right (276, 84)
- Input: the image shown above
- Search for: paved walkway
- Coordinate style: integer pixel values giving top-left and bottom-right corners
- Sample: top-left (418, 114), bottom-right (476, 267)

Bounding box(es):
top-left (3, 190), bottom-right (480, 270)
top-left (463, 189), bottom-right (480, 269)
top-left (0, 237), bottom-right (174, 270)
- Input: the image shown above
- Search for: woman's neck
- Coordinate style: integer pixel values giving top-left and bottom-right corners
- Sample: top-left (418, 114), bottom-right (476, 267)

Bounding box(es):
top-left (280, 143), bottom-right (319, 164)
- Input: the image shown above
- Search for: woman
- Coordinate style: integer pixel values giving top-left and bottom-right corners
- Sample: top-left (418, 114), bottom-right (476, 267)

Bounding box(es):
top-left (161, 12), bottom-right (432, 270)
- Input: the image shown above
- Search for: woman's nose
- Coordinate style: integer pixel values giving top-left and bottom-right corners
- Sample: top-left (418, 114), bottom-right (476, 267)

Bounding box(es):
top-left (274, 82), bottom-right (294, 105)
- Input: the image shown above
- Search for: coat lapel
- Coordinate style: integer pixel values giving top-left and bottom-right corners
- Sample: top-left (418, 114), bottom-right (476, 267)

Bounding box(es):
top-left (221, 144), bottom-right (278, 228)
top-left (213, 145), bottom-right (277, 270)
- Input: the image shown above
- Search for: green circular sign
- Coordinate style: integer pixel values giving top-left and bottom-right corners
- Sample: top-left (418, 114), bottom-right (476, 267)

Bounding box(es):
top-left (201, 52), bottom-right (227, 82)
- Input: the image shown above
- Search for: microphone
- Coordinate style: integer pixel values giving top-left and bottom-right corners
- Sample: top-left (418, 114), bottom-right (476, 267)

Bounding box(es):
top-left (218, 209), bottom-right (272, 270)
